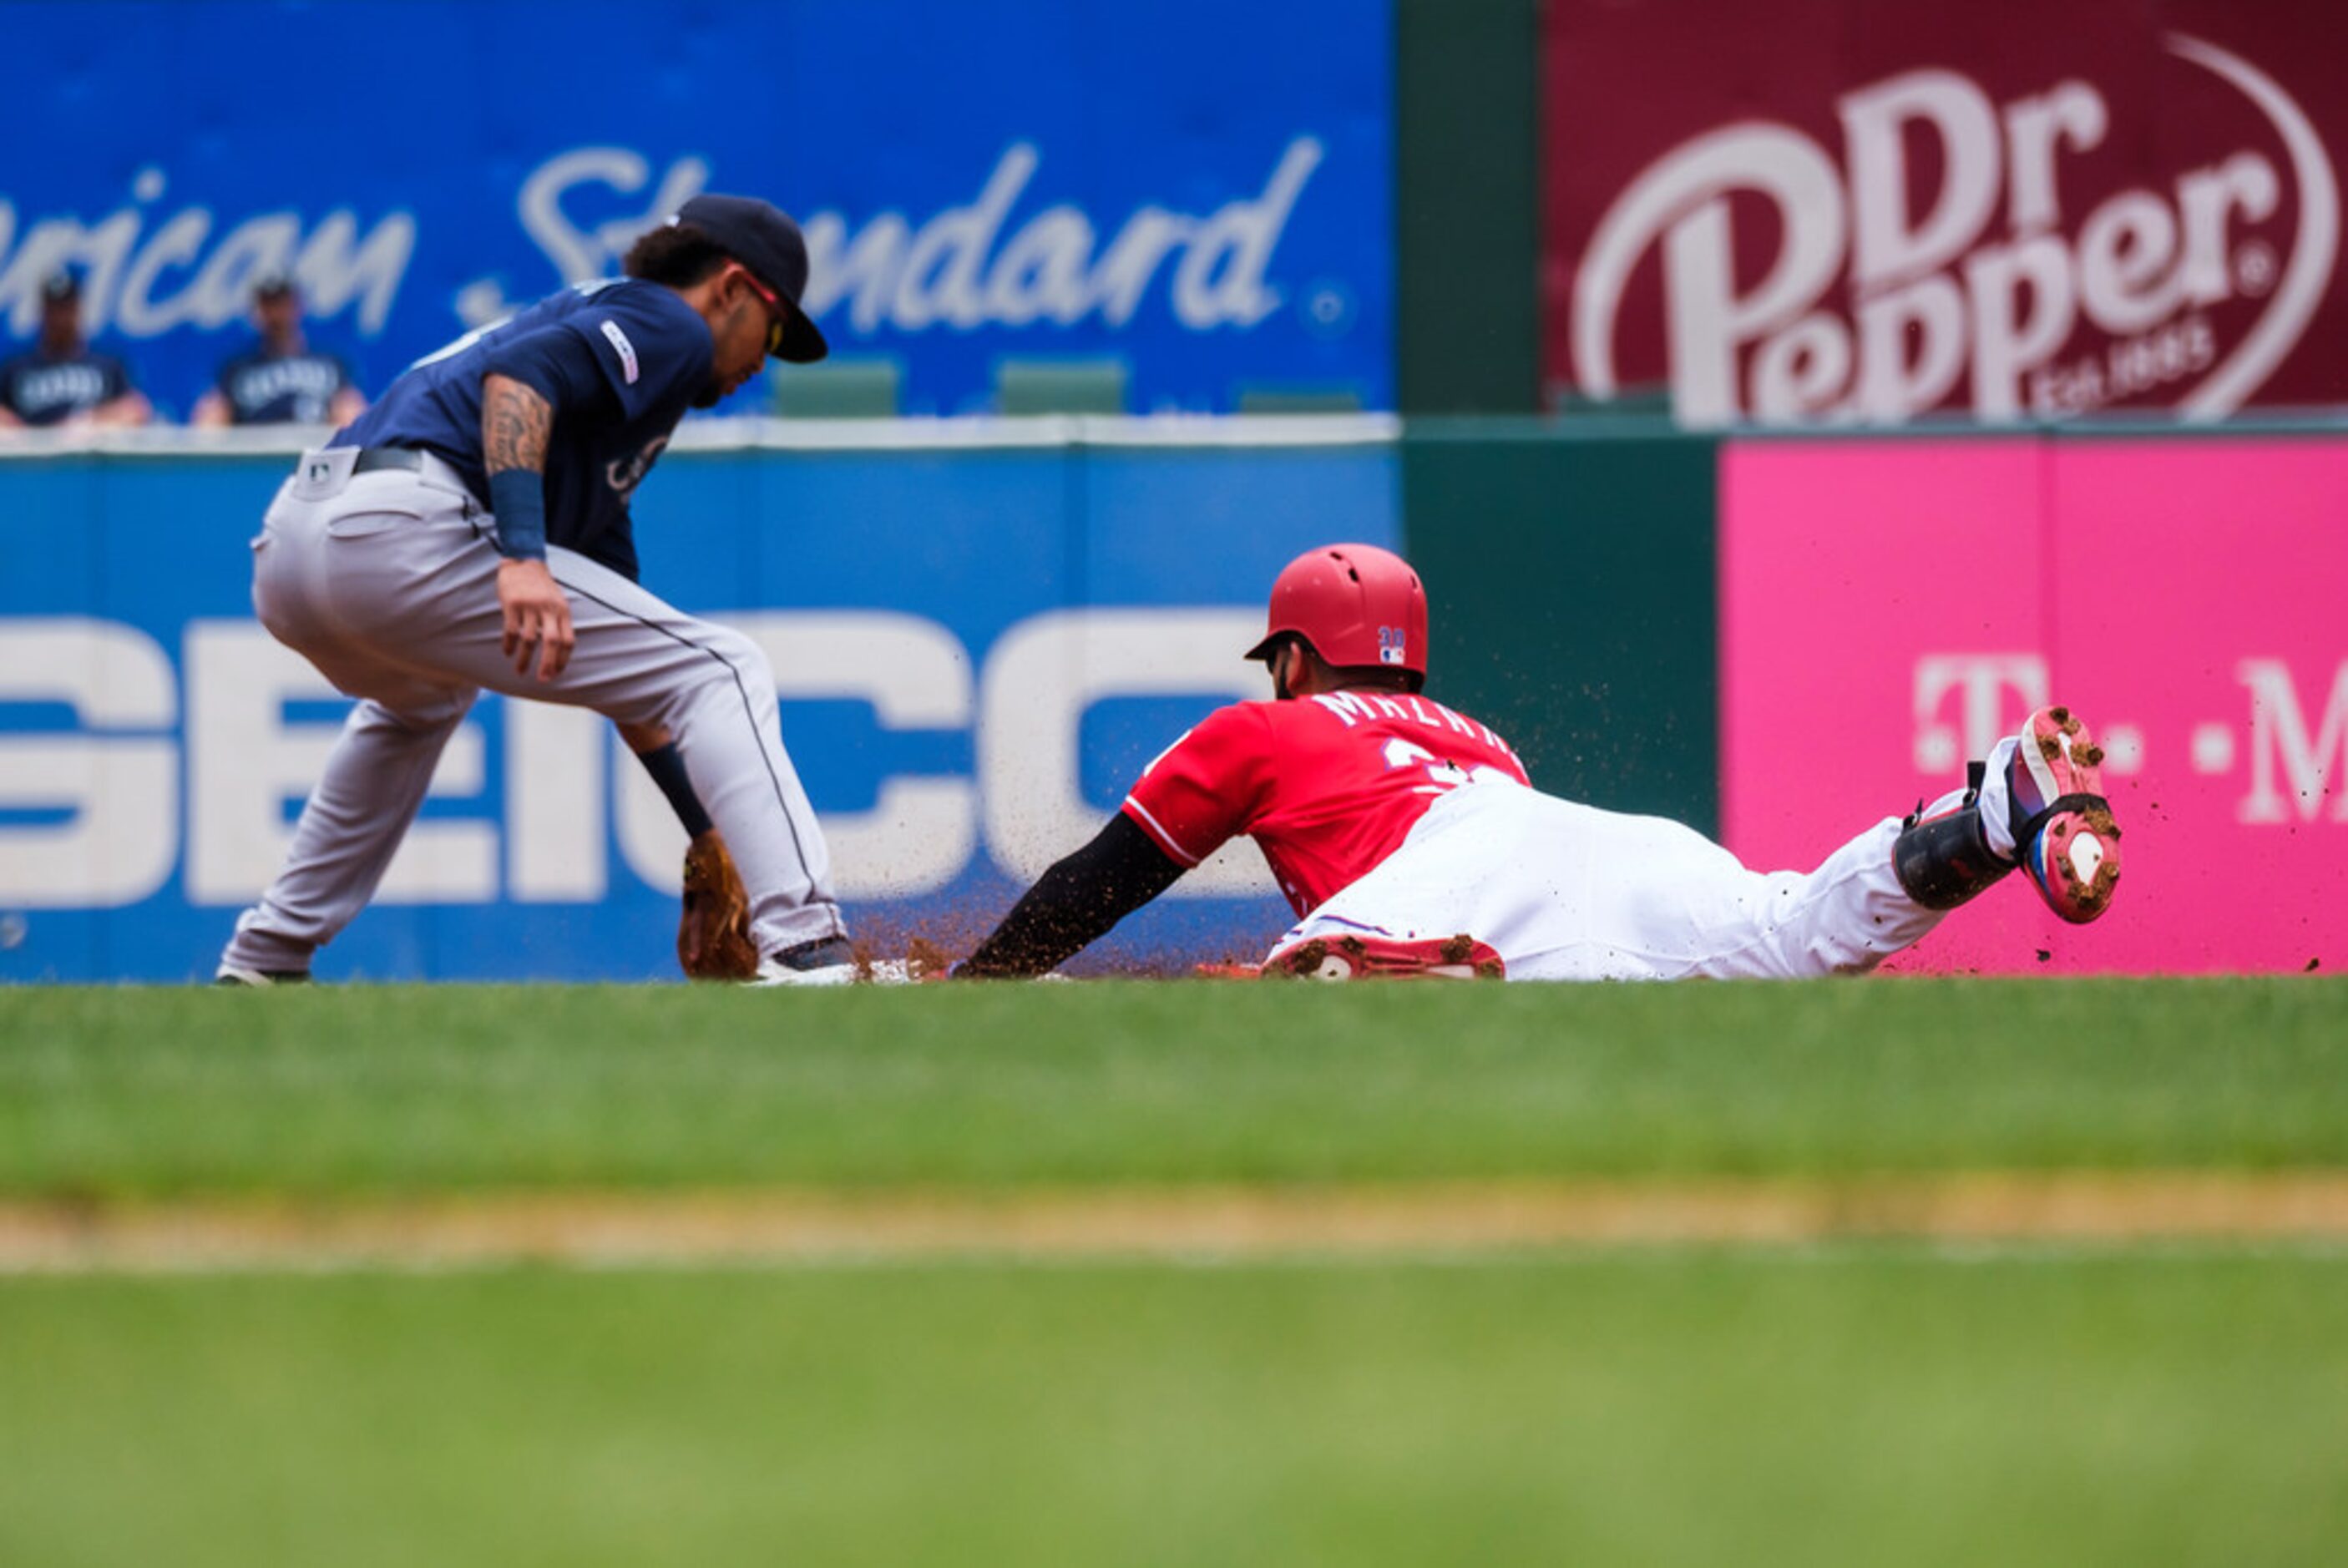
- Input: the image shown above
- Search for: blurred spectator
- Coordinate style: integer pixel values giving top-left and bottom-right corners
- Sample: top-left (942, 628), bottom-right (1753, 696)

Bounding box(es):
top-left (192, 276), bottom-right (366, 427)
top-left (0, 273), bottom-right (153, 429)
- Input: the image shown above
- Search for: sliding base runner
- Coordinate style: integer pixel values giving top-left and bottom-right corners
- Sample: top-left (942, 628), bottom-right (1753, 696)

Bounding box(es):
top-left (956, 543), bottom-right (2122, 980)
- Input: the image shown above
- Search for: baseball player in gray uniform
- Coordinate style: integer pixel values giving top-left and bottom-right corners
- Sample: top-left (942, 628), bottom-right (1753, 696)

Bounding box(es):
top-left (216, 194), bottom-right (857, 986)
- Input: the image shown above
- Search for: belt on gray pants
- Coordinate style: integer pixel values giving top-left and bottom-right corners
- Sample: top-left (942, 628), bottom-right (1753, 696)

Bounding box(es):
top-left (352, 446), bottom-right (426, 476)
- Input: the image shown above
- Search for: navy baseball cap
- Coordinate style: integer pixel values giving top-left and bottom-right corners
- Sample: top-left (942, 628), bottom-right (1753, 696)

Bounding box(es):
top-left (673, 193), bottom-right (828, 363)
top-left (39, 271), bottom-right (80, 303)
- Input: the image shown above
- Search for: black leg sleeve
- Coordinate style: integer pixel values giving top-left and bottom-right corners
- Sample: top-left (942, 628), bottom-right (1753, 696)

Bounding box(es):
top-left (632, 740), bottom-right (713, 838)
top-left (957, 813), bottom-right (1188, 977)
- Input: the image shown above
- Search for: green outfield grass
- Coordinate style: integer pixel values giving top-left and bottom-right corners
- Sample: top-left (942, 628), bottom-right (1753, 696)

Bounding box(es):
top-left (4, 977), bottom-right (2346, 1564)
top-left (1, 977), bottom-right (2344, 1195)
top-left (4, 1252), bottom-right (2346, 1568)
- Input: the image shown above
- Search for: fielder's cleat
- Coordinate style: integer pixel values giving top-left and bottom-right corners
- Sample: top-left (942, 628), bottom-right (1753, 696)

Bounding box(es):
top-left (2007, 706), bottom-right (2122, 924)
top-left (1260, 932), bottom-right (1505, 981)
top-left (746, 933), bottom-right (859, 987)
top-left (213, 965), bottom-right (311, 987)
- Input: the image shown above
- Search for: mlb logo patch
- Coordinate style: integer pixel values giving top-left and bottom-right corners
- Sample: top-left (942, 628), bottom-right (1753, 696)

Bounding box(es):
top-left (1378, 625), bottom-right (1407, 665)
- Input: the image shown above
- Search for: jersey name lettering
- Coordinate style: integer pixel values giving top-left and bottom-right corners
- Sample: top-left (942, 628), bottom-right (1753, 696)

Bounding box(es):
top-left (1310, 690), bottom-right (1505, 747)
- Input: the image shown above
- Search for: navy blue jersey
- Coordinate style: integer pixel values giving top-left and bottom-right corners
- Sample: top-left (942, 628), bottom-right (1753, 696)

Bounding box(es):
top-left (337, 279), bottom-right (713, 579)
top-left (215, 344), bottom-right (354, 424)
top-left (0, 348), bottom-right (133, 425)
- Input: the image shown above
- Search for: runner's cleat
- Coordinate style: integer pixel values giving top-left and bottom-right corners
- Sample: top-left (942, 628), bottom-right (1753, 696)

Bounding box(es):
top-left (2007, 706), bottom-right (2123, 924)
top-left (1260, 932), bottom-right (1505, 980)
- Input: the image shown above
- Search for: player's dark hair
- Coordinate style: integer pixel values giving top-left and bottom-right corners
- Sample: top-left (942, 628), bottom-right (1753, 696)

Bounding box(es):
top-left (1285, 637), bottom-right (1424, 696)
top-left (623, 223), bottom-right (733, 288)
top-left (1334, 664), bottom-right (1424, 695)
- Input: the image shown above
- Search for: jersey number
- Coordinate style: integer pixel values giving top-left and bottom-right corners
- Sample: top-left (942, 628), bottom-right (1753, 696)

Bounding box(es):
top-left (1382, 738), bottom-right (1505, 795)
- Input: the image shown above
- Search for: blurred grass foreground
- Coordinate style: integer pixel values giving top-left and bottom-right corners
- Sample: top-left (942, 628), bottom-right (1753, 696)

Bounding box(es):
top-left (2, 976), bottom-right (2344, 1566)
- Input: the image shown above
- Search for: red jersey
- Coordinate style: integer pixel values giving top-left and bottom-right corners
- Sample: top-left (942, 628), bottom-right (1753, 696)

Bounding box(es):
top-left (1121, 690), bottom-right (1531, 916)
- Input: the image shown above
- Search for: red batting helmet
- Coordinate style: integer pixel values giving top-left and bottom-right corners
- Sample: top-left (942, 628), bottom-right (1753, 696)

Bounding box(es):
top-left (1244, 543), bottom-right (1428, 677)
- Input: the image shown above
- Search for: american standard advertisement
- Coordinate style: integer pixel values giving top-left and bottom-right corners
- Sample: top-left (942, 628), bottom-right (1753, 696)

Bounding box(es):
top-left (1544, 0), bottom-right (2345, 424)
top-left (0, 0), bottom-right (1391, 417)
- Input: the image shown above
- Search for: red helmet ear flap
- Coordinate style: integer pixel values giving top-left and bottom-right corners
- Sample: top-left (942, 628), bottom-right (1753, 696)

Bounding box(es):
top-left (1246, 544), bottom-right (1427, 676)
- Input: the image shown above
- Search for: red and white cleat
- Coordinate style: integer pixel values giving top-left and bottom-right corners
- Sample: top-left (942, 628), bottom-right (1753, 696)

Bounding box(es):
top-left (1260, 932), bottom-right (1505, 980)
top-left (2008, 706), bottom-right (2123, 924)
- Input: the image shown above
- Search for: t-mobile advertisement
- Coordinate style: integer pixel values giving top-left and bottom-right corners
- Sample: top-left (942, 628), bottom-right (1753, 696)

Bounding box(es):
top-left (1544, 0), bottom-right (2347, 424)
top-left (1720, 433), bottom-right (2348, 974)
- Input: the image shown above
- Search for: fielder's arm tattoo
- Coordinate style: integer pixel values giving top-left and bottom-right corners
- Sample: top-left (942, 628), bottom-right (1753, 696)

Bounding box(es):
top-left (482, 374), bottom-right (554, 475)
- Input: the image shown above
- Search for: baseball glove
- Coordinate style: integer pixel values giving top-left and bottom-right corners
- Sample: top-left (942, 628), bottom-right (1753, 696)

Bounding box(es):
top-left (678, 829), bottom-right (759, 980)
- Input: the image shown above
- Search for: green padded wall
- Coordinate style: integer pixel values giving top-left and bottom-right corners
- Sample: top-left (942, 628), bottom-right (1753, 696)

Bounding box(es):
top-left (1395, 0), bottom-right (1541, 415)
top-left (1402, 418), bottom-right (1722, 836)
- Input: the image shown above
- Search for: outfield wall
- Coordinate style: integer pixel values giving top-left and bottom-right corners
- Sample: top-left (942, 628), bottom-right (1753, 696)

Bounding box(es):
top-left (1721, 429), bottom-right (2348, 975)
top-left (3, 419), bottom-right (2341, 980)
top-left (1395, 420), bottom-right (2348, 976)
top-left (0, 421), bottom-right (1396, 980)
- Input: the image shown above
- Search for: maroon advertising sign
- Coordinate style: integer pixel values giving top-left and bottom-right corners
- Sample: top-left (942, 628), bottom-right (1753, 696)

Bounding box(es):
top-left (1543, 0), bottom-right (2347, 423)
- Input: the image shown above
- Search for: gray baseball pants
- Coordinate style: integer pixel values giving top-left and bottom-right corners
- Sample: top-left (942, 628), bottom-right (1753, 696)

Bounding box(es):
top-left (219, 446), bottom-right (844, 974)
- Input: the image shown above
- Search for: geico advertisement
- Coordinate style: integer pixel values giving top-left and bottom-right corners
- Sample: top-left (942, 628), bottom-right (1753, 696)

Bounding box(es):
top-left (0, 434), bottom-right (1398, 979)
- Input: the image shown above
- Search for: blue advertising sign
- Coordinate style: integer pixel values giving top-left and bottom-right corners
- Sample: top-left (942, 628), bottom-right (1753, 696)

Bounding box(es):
top-left (0, 0), bottom-right (1392, 418)
top-left (0, 425), bottom-right (1402, 981)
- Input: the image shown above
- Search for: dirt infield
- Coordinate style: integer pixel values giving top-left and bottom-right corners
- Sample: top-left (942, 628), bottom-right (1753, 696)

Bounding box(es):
top-left (5, 1173), bottom-right (2348, 1272)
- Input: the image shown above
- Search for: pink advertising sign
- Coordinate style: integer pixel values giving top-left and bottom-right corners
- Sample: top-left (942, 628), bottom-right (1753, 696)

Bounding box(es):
top-left (1721, 436), bottom-right (2348, 974)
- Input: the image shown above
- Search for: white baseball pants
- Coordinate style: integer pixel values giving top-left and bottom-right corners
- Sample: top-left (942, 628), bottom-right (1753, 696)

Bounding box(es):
top-left (220, 447), bottom-right (843, 974)
top-left (1266, 777), bottom-right (1971, 981)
